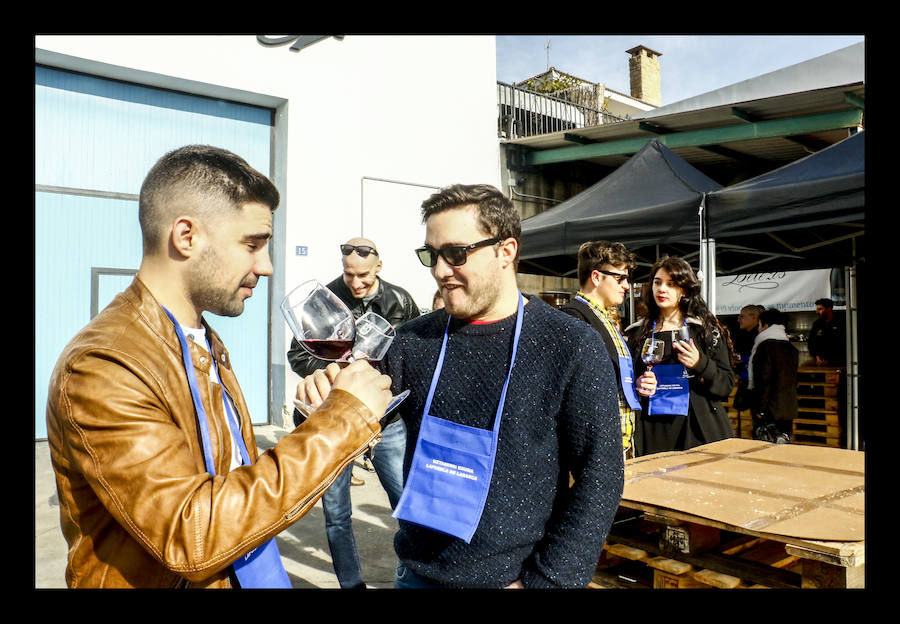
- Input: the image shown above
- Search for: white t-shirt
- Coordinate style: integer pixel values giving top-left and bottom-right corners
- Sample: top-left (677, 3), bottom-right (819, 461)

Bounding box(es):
top-left (182, 324), bottom-right (244, 472)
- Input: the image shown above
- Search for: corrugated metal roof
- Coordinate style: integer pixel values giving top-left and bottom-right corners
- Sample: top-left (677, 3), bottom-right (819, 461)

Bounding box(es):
top-left (502, 43), bottom-right (865, 182)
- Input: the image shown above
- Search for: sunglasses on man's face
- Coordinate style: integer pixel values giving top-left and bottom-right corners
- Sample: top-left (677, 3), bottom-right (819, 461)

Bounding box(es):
top-left (597, 269), bottom-right (630, 284)
top-left (340, 244), bottom-right (379, 258)
top-left (415, 237), bottom-right (501, 267)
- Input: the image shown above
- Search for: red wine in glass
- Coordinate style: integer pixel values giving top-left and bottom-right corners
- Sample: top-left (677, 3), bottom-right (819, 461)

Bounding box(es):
top-left (299, 339), bottom-right (354, 361)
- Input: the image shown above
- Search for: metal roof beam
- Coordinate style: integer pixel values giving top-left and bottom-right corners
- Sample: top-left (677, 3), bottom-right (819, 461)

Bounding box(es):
top-left (844, 92), bottom-right (865, 110)
top-left (563, 133), bottom-right (596, 145)
top-left (523, 109), bottom-right (864, 166)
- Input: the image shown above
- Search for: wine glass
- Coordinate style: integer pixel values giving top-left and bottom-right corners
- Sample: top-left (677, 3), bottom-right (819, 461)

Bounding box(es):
top-left (640, 338), bottom-right (664, 370)
top-left (281, 281), bottom-right (408, 424)
top-left (672, 325), bottom-right (691, 346)
top-left (671, 326), bottom-right (694, 378)
top-left (352, 312), bottom-right (411, 428)
top-left (282, 280), bottom-right (356, 362)
top-left (281, 280), bottom-right (356, 415)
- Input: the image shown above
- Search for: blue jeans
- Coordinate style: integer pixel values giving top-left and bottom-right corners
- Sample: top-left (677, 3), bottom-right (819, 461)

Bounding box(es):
top-left (395, 564), bottom-right (441, 588)
top-left (322, 418), bottom-right (406, 588)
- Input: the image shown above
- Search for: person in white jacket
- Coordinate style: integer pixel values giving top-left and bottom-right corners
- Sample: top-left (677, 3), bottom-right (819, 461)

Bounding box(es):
top-left (749, 308), bottom-right (799, 443)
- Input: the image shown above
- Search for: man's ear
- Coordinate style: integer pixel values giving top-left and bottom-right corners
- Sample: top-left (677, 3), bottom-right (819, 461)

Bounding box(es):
top-left (170, 216), bottom-right (198, 259)
top-left (499, 237), bottom-right (518, 270)
top-left (374, 259), bottom-right (383, 275)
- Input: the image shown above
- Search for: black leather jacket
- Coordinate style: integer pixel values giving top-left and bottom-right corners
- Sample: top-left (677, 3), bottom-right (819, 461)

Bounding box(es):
top-left (287, 276), bottom-right (421, 378)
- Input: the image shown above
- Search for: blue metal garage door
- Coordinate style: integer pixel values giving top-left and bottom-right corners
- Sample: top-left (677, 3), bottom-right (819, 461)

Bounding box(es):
top-left (35, 65), bottom-right (275, 439)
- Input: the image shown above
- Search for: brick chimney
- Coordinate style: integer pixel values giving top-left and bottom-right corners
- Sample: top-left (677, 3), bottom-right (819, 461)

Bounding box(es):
top-left (626, 45), bottom-right (662, 106)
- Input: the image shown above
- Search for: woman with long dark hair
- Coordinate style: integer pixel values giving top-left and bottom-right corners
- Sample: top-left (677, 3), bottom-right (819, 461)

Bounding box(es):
top-left (624, 256), bottom-right (736, 455)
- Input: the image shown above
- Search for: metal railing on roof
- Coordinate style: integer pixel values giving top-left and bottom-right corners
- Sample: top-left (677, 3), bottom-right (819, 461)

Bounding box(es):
top-left (497, 81), bottom-right (627, 139)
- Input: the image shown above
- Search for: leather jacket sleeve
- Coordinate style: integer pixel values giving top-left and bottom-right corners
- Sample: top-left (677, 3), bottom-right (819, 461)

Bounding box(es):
top-left (53, 348), bottom-right (381, 583)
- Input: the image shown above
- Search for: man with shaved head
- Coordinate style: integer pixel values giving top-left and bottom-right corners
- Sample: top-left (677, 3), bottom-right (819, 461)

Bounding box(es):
top-left (287, 237), bottom-right (419, 589)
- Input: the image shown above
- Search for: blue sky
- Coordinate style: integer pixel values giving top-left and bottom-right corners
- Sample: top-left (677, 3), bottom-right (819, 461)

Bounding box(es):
top-left (496, 35), bottom-right (864, 106)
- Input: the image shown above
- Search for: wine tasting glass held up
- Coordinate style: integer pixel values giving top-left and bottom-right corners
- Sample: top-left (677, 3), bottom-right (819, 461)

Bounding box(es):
top-left (280, 280), bottom-right (408, 424)
top-left (671, 325), bottom-right (694, 378)
top-left (640, 337), bottom-right (665, 370)
top-left (281, 280), bottom-right (355, 416)
top-left (352, 311), bottom-right (411, 428)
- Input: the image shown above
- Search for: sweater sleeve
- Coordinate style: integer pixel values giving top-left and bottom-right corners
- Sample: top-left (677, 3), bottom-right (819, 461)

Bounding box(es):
top-left (520, 335), bottom-right (625, 588)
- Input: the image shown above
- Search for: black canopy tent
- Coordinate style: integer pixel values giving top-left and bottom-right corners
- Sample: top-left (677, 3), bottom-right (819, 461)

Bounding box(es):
top-left (518, 138), bottom-right (723, 279)
top-left (518, 132), bottom-right (864, 279)
top-left (704, 130), bottom-right (864, 275)
top-left (705, 130), bottom-right (864, 452)
top-left (517, 131), bottom-right (864, 449)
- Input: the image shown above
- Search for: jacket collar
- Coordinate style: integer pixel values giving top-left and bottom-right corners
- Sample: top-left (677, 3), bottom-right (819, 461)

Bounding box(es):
top-left (625, 315), bottom-right (702, 333)
top-left (331, 275), bottom-right (387, 305)
top-left (126, 277), bottom-right (232, 370)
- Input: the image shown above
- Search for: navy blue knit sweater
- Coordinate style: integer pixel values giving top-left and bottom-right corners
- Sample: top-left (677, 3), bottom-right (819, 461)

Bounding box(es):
top-left (383, 295), bottom-right (624, 588)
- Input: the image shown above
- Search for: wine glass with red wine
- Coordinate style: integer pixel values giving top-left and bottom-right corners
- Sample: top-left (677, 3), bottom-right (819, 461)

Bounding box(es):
top-left (352, 311), bottom-right (410, 428)
top-left (281, 280), bottom-right (356, 416)
top-left (281, 280), bottom-right (408, 424)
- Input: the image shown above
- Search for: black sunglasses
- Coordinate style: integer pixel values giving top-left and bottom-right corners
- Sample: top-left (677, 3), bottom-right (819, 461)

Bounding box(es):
top-left (597, 269), bottom-right (630, 284)
top-left (415, 237), bottom-right (501, 267)
top-left (340, 244), bottom-right (379, 258)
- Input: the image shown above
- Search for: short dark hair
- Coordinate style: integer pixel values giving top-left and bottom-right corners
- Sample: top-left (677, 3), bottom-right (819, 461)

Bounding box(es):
top-left (815, 298), bottom-right (834, 308)
top-left (576, 240), bottom-right (636, 287)
top-left (138, 145), bottom-right (280, 251)
top-left (759, 307), bottom-right (788, 327)
top-left (420, 184), bottom-right (521, 261)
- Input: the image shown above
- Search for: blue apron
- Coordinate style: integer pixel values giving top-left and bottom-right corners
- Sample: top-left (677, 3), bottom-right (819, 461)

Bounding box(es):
top-left (392, 293), bottom-right (524, 543)
top-left (647, 321), bottom-right (690, 417)
top-left (163, 308), bottom-right (291, 589)
top-left (574, 296), bottom-right (642, 411)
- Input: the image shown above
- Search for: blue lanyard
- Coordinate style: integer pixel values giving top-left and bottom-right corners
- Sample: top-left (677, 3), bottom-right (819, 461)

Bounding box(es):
top-left (423, 292), bottom-right (524, 437)
top-left (162, 307), bottom-right (291, 588)
top-left (162, 307), bottom-right (250, 474)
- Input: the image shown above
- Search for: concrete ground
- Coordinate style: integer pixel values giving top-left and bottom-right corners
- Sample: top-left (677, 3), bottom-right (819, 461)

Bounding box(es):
top-left (34, 424), bottom-right (399, 589)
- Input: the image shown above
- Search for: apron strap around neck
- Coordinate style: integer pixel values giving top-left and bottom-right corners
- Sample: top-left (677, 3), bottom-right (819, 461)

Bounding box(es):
top-left (423, 292), bottom-right (524, 435)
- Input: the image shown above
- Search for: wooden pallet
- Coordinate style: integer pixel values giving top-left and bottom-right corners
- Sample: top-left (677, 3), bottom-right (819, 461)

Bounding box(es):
top-left (611, 441), bottom-right (865, 589)
top-left (594, 528), bottom-right (806, 589)
top-left (728, 408), bottom-right (754, 440)
top-left (725, 387), bottom-right (754, 440)
top-left (795, 366), bottom-right (844, 447)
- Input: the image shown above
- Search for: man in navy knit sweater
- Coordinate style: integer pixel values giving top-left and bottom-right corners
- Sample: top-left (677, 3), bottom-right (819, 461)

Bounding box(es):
top-left (300, 184), bottom-right (623, 588)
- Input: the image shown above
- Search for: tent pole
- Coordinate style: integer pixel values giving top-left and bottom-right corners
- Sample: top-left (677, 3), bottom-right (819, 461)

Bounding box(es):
top-left (697, 194), bottom-right (716, 309)
top-left (845, 261), bottom-right (859, 451)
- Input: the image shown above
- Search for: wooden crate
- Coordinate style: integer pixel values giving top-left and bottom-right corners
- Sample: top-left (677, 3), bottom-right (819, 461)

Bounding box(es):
top-left (595, 534), bottom-right (807, 589)
top-left (795, 366), bottom-right (844, 447)
top-left (612, 441), bottom-right (864, 589)
top-left (726, 388), bottom-right (754, 440)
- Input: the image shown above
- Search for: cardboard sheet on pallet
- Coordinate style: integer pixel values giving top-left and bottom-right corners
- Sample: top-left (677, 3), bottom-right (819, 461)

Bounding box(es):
top-left (622, 438), bottom-right (864, 542)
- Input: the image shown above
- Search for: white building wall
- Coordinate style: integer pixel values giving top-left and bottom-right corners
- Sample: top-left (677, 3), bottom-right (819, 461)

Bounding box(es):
top-left (35, 34), bottom-right (501, 420)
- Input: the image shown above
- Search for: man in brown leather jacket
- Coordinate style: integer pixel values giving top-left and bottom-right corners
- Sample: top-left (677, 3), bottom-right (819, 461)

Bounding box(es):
top-left (45, 145), bottom-right (392, 588)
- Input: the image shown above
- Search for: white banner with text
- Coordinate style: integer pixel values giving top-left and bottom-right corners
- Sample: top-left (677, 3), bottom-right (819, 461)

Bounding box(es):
top-left (715, 269), bottom-right (833, 315)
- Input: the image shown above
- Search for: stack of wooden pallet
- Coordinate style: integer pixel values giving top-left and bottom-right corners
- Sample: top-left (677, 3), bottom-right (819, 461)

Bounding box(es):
top-left (726, 366), bottom-right (845, 448)
top-left (592, 518), bottom-right (807, 589)
top-left (590, 439), bottom-right (865, 590)
top-left (794, 366), bottom-right (844, 447)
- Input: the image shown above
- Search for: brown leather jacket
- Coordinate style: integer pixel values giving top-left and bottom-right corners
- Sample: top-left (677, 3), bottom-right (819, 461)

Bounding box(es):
top-left (46, 278), bottom-right (382, 588)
